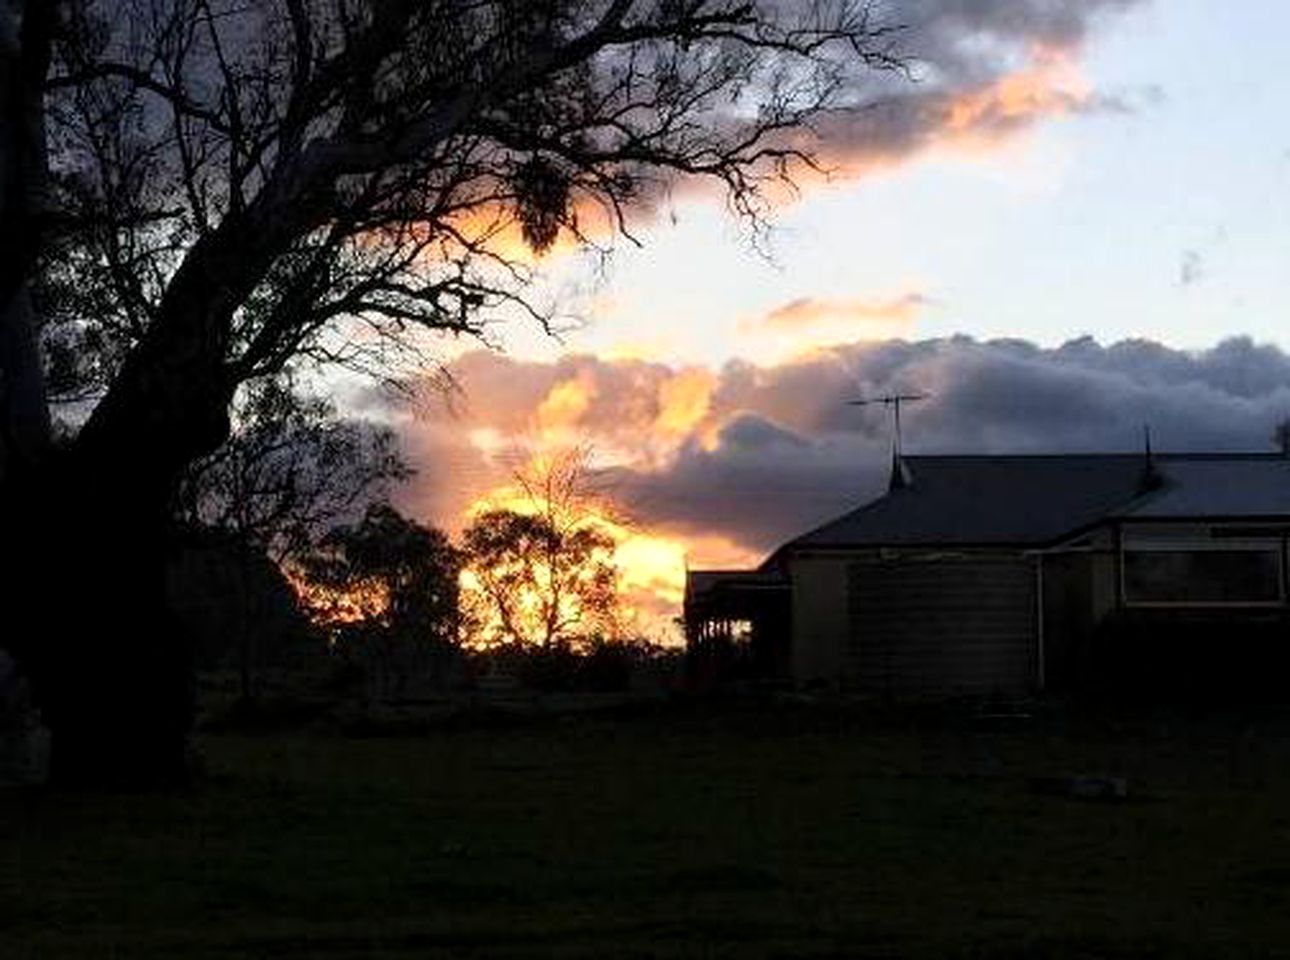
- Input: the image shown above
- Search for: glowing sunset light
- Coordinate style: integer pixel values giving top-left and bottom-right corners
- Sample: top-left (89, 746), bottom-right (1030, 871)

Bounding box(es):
top-left (435, 190), bottom-right (627, 266)
top-left (285, 569), bottom-right (391, 629)
top-left (457, 474), bottom-right (692, 645)
top-left (385, 0), bottom-right (1290, 657)
top-left (536, 371), bottom-right (598, 436)
top-left (613, 536), bottom-right (688, 606)
top-left (654, 368), bottom-right (717, 439)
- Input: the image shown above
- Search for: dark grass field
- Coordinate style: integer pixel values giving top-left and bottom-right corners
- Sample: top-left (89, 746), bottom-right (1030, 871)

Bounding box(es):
top-left (5, 703), bottom-right (1290, 958)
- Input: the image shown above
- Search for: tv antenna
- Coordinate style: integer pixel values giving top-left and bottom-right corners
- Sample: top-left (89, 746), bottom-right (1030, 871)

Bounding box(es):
top-left (847, 393), bottom-right (928, 460)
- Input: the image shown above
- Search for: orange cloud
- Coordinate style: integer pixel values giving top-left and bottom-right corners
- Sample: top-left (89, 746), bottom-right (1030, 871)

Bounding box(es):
top-left (417, 356), bottom-right (758, 643)
top-left (942, 50), bottom-right (1093, 145)
top-left (535, 369), bottom-right (597, 436)
top-left (384, 28), bottom-right (1134, 274)
top-left (801, 36), bottom-right (1139, 185)
top-left (363, 8), bottom-right (1144, 279)
top-left (741, 292), bottom-right (927, 343)
top-left (766, 293), bottom-right (926, 329)
top-left (655, 367), bottom-right (716, 439)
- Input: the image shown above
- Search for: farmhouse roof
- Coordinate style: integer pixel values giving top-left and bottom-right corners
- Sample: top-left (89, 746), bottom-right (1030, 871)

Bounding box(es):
top-left (1117, 456), bottom-right (1290, 518)
top-left (685, 569), bottom-right (790, 603)
top-left (777, 452), bottom-right (1290, 553)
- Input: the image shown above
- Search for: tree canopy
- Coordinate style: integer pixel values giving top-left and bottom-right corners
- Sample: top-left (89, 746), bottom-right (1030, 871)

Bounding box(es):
top-left (0, 0), bottom-right (907, 784)
top-left (8, 1), bottom-right (903, 485)
top-left (297, 502), bottom-right (460, 645)
top-left (175, 374), bottom-right (410, 564)
top-left (459, 448), bottom-right (629, 649)
top-left (461, 508), bottom-right (620, 650)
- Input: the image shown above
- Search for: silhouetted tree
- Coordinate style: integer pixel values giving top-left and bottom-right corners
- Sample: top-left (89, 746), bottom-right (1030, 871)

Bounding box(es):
top-left (0, 0), bottom-right (905, 784)
top-left (166, 526), bottom-right (313, 700)
top-left (462, 509), bottom-right (620, 650)
top-left (297, 503), bottom-right (460, 697)
top-left (176, 374), bottom-right (411, 565)
top-left (460, 451), bottom-right (620, 649)
top-left (171, 374), bottom-right (409, 698)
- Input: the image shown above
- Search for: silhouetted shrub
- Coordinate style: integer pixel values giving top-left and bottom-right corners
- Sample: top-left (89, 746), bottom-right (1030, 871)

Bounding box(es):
top-left (201, 694), bottom-right (330, 734)
top-left (321, 655), bottom-right (369, 698)
top-left (579, 639), bottom-right (634, 692)
top-left (515, 645), bottom-right (580, 692)
top-left (469, 639), bottom-right (676, 695)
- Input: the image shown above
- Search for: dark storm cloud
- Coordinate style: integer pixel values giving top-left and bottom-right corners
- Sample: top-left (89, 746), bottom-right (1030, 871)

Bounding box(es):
top-left (897, 0), bottom-right (1143, 64)
top-left (605, 421), bottom-right (884, 555)
top-left (639, 336), bottom-right (1290, 553)
top-left (800, 0), bottom-right (1151, 170)
top-left (400, 335), bottom-right (1290, 557)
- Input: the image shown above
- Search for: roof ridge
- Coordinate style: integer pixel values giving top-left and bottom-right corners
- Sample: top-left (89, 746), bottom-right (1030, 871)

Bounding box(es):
top-left (902, 452), bottom-right (1284, 461)
top-left (764, 451), bottom-right (1290, 559)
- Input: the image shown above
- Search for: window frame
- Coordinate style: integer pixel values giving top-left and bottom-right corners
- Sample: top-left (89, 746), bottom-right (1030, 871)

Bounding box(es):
top-left (1119, 534), bottom-right (1287, 609)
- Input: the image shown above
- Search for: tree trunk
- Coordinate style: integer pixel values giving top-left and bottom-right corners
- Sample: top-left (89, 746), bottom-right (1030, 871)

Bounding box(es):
top-left (7, 457), bottom-right (196, 788)
top-left (44, 619), bottom-right (195, 790)
top-left (1, 2), bottom-right (329, 788)
top-left (0, 284), bottom-right (51, 473)
top-left (1, 0), bottom-right (54, 472)
top-left (7, 194), bottom-right (309, 791)
top-left (14, 196), bottom-right (296, 791)
top-left (0, 1), bottom-right (299, 789)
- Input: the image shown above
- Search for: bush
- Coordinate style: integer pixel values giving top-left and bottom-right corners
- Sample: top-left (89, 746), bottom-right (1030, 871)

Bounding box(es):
top-left (515, 645), bottom-right (580, 692)
top-left (579, 639), bottom-right (634, 692)
top-left (470, 638), bottom-right (676, 695)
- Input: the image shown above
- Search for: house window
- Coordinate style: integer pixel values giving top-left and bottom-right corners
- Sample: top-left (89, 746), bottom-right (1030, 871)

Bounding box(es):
top-left (692, 618), bottom-right (754, 646)
top-left (1124, 548), bottom-right (1283, 605)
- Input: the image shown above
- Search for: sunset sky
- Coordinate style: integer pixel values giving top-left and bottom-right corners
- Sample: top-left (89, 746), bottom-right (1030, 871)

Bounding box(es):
top-left (378, 0), bottom-right (1290, 641)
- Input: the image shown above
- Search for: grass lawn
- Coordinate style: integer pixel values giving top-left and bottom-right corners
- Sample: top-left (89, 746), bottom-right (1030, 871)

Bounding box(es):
top-left (5, 704), bottom-right (1290, 958)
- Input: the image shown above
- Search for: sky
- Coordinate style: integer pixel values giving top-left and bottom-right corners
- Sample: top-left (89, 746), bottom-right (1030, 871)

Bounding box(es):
top-left (525, 0), bottom-right (1290, 364)
top-left (379, 0), bottom-right (1290, 640)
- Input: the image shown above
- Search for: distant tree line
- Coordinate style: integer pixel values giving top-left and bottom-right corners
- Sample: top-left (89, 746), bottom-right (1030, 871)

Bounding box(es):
top-left (174, 424), bottom-right (661, 703)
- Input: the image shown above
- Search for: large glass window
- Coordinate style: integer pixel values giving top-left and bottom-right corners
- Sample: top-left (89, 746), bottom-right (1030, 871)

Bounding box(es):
top-left (1124, 549), bottom-right (1283, 604)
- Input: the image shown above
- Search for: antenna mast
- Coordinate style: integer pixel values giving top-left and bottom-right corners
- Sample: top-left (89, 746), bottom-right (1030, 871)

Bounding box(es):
top-left (848, 393), bottom-right (928, 461)
top-left (848, 393), bottom-right (928, 491)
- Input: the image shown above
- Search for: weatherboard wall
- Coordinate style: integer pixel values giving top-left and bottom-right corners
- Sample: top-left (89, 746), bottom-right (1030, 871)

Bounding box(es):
top-left (788, 554), bottom-right (851, 687)
top-left (787, 549), bottom-right (1039, 696)
top-left (848, 552), bottom-right (1037, 696)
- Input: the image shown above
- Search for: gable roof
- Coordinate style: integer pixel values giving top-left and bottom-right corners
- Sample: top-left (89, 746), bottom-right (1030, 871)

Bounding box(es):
top-left (775, 453), bottom-right (1290, 555)
top-left (1118, 456), bottom-right (1290, 518)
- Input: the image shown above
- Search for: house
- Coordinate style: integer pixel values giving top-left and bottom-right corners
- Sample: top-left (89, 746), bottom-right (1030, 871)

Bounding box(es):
top-left (684, 452), bottom-right (1290, 697)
